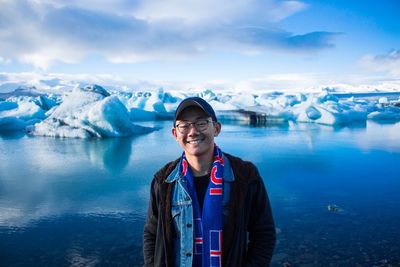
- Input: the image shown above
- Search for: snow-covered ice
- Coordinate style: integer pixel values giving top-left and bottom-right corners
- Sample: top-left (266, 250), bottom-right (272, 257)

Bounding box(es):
top-left (1, 80), bottom-right (400, 138)
top-left (30, 85), bottom-right (154, 138)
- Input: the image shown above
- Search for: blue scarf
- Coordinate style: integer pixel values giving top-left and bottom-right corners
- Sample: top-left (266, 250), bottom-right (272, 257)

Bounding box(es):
top-left (180, 145), bottom-right (224, 267)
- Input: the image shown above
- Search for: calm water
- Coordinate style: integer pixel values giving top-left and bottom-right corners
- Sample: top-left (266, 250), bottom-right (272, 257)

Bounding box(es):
top-left (1, 120), bottom-right (400, 266)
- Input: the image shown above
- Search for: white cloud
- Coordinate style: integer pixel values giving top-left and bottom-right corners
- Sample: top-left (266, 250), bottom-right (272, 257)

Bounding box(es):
top-left (0, 56), bottom-right (11, 64)
top-left (360, 49), bottom-right (400, 76)
top-left (131, 0), bottom-right (307, 24)
top-left (0, 0), bottom-right (339, 69)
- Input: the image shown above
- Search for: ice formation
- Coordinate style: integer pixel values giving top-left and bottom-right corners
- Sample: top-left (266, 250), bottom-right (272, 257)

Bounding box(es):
top-left (31, 85), bottom-right (154, 138)
top-left (1, 82), bottom-right (400, 138)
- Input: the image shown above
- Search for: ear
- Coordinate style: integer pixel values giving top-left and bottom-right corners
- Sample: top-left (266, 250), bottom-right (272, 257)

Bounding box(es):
top-left (213, 122), bottom-right (221, 137)
top-left (172, 127), bottom-right (178, 140)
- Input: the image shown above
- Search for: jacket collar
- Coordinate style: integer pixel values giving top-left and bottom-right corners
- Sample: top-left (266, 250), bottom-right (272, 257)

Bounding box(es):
top-left (166, 152), bottom-right (235, 183)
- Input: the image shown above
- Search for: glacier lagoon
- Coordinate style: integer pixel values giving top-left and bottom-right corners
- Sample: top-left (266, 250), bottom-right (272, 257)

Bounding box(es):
top-left (1, 120), bottom-right (400, 266)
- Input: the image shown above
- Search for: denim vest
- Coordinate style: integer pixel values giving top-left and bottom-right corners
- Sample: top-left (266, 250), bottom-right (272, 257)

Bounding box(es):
top-left (165, 154), bottom-right (235, 267)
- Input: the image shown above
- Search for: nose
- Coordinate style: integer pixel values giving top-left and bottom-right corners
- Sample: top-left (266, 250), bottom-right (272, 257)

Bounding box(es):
top-left (187, 123), bottom-right (200, 135)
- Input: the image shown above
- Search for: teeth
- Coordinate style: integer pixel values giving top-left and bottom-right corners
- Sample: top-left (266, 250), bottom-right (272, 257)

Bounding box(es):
top-left (188, 139), bottom-right (202, 144)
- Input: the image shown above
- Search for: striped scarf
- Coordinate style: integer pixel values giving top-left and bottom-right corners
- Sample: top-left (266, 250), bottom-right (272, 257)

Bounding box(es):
top-left (180, 144), bottom-right (224, 267)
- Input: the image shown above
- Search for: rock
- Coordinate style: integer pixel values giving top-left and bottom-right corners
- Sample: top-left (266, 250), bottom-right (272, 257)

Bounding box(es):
top-left (327, 204), bottom-right (340, 213)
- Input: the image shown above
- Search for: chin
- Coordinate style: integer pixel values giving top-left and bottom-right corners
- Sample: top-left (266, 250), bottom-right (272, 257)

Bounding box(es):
top-left (185, 147), bottom-right (204, 156)
top-left (184, 144), bottom-right (213, 157)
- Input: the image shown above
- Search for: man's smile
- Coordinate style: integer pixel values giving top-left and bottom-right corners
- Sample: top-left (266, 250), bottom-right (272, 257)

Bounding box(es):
top-left (185, 136), bottom-right (205, 144)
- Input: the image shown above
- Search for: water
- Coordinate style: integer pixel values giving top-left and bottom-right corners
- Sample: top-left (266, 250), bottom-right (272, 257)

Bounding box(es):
top-left (1, 120), bottom-right (400, 266)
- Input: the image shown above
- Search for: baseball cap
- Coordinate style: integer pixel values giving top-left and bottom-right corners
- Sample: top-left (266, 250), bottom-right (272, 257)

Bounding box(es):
top-left (174, 97), bottom-right (217, 126)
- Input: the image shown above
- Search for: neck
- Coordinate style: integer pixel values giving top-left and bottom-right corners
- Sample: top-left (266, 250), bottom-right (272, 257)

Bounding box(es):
top-left (185, 150), bottom-right (214, 177)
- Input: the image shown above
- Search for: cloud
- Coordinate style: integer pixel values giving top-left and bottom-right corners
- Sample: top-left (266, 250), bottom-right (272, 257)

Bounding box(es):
top-left (360, 49), bottom-right (400, 76)
top-left (0, 57), bottom-right (11, 65)
top-left (131, 0), bottom-right (307, 24)
top-left (0, 0), bottom-right (338, 68)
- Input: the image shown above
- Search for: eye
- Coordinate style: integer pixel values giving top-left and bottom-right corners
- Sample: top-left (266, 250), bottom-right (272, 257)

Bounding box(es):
top-left (179, 123), bottom-right (189, 129)
top-left (196, 121), bottom-right (207, 127)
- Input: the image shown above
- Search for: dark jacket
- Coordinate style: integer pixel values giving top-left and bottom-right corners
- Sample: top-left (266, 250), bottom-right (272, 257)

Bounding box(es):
top-left (143, 153), bottom-right (276, 266)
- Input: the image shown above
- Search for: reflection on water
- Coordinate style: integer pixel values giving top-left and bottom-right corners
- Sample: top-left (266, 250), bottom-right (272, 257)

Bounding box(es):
top-left (83, 137), bottom-right (133, 174)
top-left (0, 134), bottom-right (150, 229)
top-left (1, 121), bottom-right (400, 266)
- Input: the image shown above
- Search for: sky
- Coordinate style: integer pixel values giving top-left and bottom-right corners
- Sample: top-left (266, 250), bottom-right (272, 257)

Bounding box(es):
top-left (0, 0), bottom-right (399, 92)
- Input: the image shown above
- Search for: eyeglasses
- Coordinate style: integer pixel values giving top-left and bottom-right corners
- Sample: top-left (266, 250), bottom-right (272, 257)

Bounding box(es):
top-left (175, 119), bottom-right (213, 134)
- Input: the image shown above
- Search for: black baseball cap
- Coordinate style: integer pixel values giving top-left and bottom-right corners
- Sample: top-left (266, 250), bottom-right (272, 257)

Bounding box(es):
top-left (174, 97), bottom-right (217, 126)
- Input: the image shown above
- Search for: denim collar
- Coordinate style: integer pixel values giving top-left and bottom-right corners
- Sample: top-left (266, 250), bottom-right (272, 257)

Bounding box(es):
top-left (166, 153), bottom-right (235, 183)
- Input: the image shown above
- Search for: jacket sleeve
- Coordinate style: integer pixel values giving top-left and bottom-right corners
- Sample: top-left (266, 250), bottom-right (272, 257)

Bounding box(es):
top-left (143, 178), bottom-right (158, 266)
top-left (245, 167), bottom-right (276, 266)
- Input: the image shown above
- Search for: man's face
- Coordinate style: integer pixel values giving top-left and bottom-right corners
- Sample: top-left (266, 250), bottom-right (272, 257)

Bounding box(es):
top-left (172, 106), bottom-right (221, 158)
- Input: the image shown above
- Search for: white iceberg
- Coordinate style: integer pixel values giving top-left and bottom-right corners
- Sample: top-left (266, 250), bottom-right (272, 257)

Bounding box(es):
top-left (1, 76), bottom-right (400, 133)
top-left (293, 92), bottom-right (369, 125)
top-left (31, 85), bottom-right (154, 138)
top-left (125, 88), bottom-right (180, 120)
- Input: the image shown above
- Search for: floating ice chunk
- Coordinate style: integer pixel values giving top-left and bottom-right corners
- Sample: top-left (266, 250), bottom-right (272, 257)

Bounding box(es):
top-left (368, 109), bottom-right (400, 121)
top-left (32, 85), bottom-right (154, 138)
top-left (2, 84), bottom-right (400, 132)
top-left (327, 204), bottom-right (342, 213)
top-left (126, 88), bottom-right (178, 120)
top-left (296, 103), bottom-right (341, 125)
top-left (378, 97), bottom-right (388, 104)
top-left (293, 94), bottom-right (368, 125)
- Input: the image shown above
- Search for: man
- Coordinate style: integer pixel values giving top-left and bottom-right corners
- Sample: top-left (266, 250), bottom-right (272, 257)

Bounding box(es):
top-left (143, 97), bottom-right (276, 266)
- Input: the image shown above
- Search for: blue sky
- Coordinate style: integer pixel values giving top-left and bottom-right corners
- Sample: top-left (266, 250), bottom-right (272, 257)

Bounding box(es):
top-left (0, 0), bottom-right (399, 91)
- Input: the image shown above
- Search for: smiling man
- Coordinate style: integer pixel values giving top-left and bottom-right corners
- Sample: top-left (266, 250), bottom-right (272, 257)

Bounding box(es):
top-left (143, 97), bottom-right (276, 267)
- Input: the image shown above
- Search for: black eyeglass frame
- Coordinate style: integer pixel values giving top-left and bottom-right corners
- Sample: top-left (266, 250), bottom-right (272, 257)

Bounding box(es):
top-left (174, 119), bottom-right (214, 134)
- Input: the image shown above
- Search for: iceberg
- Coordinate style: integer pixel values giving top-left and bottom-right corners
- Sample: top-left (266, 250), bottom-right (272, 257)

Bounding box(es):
top-left (31, 85), bottom-right (154, 138)
top-left (125, 88), bottom-right (180, 120)
top-left (1, 76), bottom-right (400, 135)
top-left (368, 109), bottom-right (400, 121)
top-left (293, 93), bottom-right (370, 125)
